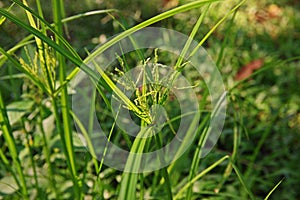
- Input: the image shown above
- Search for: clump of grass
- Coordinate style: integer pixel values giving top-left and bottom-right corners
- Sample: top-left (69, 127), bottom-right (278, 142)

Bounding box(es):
top-left (0, 0), bottom-right (295, 199)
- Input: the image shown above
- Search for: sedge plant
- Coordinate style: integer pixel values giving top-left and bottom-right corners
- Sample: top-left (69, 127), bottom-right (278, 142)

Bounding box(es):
top-left (0, 0), bottom-right (286, 199)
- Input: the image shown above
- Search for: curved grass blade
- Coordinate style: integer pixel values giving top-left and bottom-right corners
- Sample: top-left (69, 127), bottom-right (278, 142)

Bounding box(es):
top-left (0, 39), bottom-right (34, 68)
top-left (0, 9), bottom-right (138, 116)
top-left (0, 8), bottom-right (81, 67)
top-left (85, 0), bottom-right (221, 63)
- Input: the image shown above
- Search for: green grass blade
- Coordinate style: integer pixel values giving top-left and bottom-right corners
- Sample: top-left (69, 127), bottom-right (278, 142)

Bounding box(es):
top-left (0, 148), bottom-right (22, 191)
top-left (175, 4), bottom-right (210, 70)
top-left (22, 119), bottom-right (40, 197)
top-left (70, 110), bottom-right (98, 167)
top-left (171, 110), bottom-right (201, 167)
top-left (97, 105), bottom-right (121, 175)
top-left (0, 38), bottom-right (34, 68)
top-left (0, 8), bottom-right (130, 110)
top-left (243, 114), bottom-right (279, 188)
top-left (0, 2), bottom-right (14, 25)
top-left (185, 107), bottom-right (210, 199)
top-left (188, 0), bottom-right (246, 59)
top-left (108, 13), bottom-right (145, 62)
top-left (264, 179), bottom-right (284, 200)
top-left (154, 134), bottom-right (173, 200)
top-left (0, 6), bottom-right (114, 69)
top-left (174, 155), bottom-right (229, 200)
top-left (215, 123), bottom-right (239, 193)
top-left (62, 9), bottom-right (117, 23)
top-left (231, 162), bottom-right (255, 200)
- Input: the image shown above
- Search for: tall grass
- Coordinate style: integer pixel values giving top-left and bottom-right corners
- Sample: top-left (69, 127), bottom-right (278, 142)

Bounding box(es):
top-left (0, 0), bottom-right (287, 199)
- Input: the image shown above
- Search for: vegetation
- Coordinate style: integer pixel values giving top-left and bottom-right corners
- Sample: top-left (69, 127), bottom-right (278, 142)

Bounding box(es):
top-left (0, 0), bottom-right (299, 199)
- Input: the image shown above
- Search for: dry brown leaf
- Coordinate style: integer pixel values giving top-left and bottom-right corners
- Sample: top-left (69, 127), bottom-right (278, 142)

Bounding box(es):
top-left (235, 59), bottom-right (264, 80)
top-left (267, 4), bottom-right (282, 18)
top-left (254, 4), bottom-right (282, 23)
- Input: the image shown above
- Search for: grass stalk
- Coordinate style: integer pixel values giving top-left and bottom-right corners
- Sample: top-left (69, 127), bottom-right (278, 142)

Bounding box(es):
top-left (0, 90), bottom-right (29, 200)
top-left (177, 8), bottom-right (210, 199)
top-left (243, 113), bottom-right (279, 191)
top-left (0, 145), bottom-right (22, 192)
top-left (215, 10), bottom-right (237, 67)
top-left (214, 109), bottom-right (240, 193)
top-left (22, 119), bottom-right (40, 197)
top-left (118, 127), bottom-right (153, 200)
top-left (184, 91), bottom-right (210, 200)
top-left (175, 5), bottom-right (210, 70)
top-left (52, 0), bottom-right (81, 198)
top-left (38, 105), bottom-right (60, 199)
